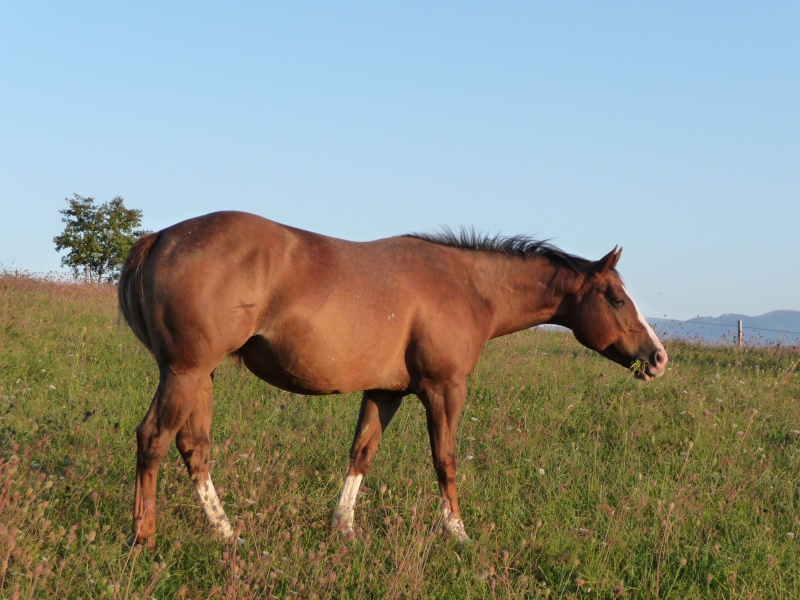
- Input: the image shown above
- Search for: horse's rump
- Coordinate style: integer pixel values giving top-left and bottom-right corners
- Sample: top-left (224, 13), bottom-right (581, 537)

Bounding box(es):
top-left (118, 232), bottom-right (160, 351)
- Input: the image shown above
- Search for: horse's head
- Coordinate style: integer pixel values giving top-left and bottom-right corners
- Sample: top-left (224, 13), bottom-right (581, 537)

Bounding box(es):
top-left (556, 247), bottom-right (668, 381)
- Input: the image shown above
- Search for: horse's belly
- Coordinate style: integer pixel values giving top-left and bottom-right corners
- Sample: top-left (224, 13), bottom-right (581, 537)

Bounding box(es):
top-left (235, 333), bottom-right (408, 395)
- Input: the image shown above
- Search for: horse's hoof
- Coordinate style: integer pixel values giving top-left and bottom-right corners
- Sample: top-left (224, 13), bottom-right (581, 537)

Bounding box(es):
top-left (455, 531), bottom-right (473, 544)
top-left (442, 527), bottom-right (472, 544)
top-left (333, 523), bottom-right (357, 540)
top-left (332, 510), bottom-right (357, 540)
top-left (442, 516), bottom-right (472, 543)
top-left (128, 534), bottom-right (155, 550)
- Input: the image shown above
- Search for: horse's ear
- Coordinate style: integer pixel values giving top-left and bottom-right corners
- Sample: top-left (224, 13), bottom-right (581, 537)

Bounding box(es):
top-left (596, 246), bottom-right (622, 275)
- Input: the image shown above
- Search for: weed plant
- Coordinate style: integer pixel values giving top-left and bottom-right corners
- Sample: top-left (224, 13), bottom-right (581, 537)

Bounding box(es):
top-left (1, 273), bottom-right (798, 598)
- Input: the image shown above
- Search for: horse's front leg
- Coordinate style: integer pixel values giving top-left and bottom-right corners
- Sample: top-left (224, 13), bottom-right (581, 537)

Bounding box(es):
top-left (333, 390), bottom-right (403, 537)
top-left (418, 378), bottom-right (471, 543)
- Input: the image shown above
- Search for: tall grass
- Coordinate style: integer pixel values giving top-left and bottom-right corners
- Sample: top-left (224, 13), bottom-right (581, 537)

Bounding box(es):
top-left (1, 273), bottom-right (798, 598)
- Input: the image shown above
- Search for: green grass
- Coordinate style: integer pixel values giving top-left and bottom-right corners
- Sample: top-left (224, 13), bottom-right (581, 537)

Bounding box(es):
top-left (1, 272), bottom-right (799, 598)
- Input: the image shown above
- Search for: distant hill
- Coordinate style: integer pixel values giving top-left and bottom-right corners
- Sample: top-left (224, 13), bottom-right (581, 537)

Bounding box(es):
top-left (649, 310), bottom-right (800, 346)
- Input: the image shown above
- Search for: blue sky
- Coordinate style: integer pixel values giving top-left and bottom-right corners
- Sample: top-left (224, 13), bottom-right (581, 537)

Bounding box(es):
top-left (1, 3), bottom-right (798, 321)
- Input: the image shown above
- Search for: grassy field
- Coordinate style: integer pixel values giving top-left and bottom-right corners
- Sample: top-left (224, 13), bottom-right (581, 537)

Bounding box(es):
top-left (1, 273), bottom-right (798, 599)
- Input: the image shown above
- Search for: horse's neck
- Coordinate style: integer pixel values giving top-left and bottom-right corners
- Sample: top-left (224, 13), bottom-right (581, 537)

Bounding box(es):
top-left (472, 254), bottom-right (582, 339)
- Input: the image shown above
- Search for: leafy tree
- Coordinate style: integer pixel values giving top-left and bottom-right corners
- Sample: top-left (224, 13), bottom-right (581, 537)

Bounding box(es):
top-left (54, 194), bottom-right (148, 282)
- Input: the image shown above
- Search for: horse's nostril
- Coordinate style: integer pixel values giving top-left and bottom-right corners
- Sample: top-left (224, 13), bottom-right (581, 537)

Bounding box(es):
top-left (653, 348), bottom-right (668, 368)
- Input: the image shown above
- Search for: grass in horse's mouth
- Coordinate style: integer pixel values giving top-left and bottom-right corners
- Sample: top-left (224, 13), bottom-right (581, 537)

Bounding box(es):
top-left (630, 359), bottom-right (648, 377)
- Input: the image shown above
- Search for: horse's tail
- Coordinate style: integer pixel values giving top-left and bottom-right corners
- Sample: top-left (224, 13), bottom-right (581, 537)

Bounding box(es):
top-left (118, 232), bottom-right (160, 353)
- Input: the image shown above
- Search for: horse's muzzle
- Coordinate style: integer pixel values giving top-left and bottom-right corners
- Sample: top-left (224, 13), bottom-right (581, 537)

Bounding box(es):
top-left (636, 348), bottom-right (668, 381)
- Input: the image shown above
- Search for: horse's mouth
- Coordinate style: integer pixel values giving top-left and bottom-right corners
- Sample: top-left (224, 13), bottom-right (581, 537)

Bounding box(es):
top-left (601, 348), bottom-right (667, 381)
top-left (631, 360), bottom-right (663, 381)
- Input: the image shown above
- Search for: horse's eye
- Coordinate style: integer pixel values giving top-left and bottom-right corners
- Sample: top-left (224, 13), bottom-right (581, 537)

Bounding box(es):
top-left (610, 298), bottom-right (625, 308)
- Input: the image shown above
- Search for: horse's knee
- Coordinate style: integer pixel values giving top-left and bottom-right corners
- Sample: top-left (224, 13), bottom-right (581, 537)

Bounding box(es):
top-left (350, 429), bottom-right (381, 472)
top-left (175, 430), bottom-right (191, 456)
top-left (136, 419), bottom-right (152, 447)
top-left (351, 446), bottom-right (374, 473)
top-left (175, 427), bottom-right (204, 456)
top-left (177, 434), bottom-right (209, 476)
top-left (136, 425), bottom-right (171, 467)
top-left (433, 455), bottom-right (457, 482)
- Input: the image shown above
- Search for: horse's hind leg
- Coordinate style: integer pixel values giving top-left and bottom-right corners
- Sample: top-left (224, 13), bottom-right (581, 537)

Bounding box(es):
top-left (333, 390), bottom-right (403, 536)
top-left (133, 368), bottom-right (209, 548)
top-left (175, 383), bottom-right (234, 541)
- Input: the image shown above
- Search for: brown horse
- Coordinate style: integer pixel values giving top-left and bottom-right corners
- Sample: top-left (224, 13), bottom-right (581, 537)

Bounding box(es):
top-left (118, 211), bottom-right (667, 546)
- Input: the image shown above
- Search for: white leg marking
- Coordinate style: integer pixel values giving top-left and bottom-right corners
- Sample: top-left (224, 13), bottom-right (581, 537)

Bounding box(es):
top-left (194, 476), bottom-right (234, 540)
top-left (442, 503), bottom-right (472, 543)
top-left (332, 474), bottom-right (363, 534)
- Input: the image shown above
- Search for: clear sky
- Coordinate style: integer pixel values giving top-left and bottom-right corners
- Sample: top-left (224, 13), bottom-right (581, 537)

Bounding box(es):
top-left (1, 3), bottom-right (798, 321)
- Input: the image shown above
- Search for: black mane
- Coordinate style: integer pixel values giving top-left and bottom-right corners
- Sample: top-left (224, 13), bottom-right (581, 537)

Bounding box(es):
top-left (404, 227), bottom-right (591, 272)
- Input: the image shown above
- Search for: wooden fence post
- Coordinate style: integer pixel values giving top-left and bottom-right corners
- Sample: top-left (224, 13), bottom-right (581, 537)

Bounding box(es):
top-left (737, 320), bottom-right (743, 349)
